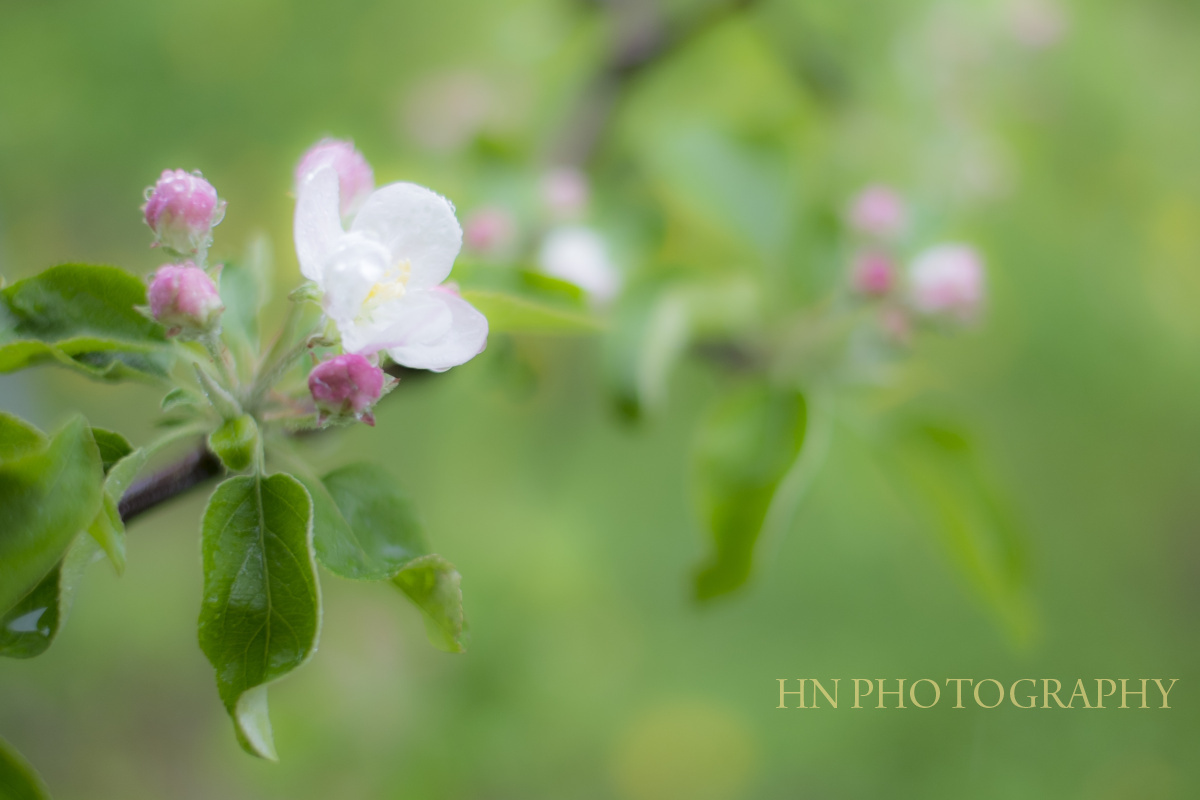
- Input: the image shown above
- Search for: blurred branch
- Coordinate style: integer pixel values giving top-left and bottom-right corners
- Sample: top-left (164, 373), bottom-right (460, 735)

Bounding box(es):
top-left (119, 446), bottom-right (223, 523)
top-left (553, 0), bottom-right (763, 166)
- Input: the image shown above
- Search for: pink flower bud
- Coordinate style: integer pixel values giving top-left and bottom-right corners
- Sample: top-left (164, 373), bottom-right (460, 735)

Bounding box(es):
top-left (308, 354), bottom-right (386, 426)
top-left (850, 251), bottom-right (896, 297)
top-left (295, 138), bottom-right (374, 218)
top-left (463, 207), bottom-right (517, 254)
top-left (142, 170), bottom-right (226, 257)
top-left (148, 262), bottom-right (224, 334)
top-left (847, 185), bottom-right (907, 238)
top-left (908, 244), bottom-right (985, 322)
top-left (540, 167), bottom-right (590, 220)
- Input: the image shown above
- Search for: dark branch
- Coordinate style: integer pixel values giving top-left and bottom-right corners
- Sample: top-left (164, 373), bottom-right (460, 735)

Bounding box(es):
top-left (118, 446), bottom-right (223, 523)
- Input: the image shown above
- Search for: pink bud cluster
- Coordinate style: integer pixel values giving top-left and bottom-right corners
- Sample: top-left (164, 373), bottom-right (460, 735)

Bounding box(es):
top-left (843, 185), bottom-right (985, 332)
top-left (143, 169), bottom-right (226, 258)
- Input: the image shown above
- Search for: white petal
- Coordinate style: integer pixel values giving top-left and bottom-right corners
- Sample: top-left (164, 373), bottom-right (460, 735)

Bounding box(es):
top-left (294, 165), bottom-right (345, 282)
top-left (386, 288), bottom-right (488, 372)
top-left (320, 233), bottom-right (392, 325)
top-left (350, 183), bottom-right (463, 289)
top-left (340, 290), bottom-right (453, 356)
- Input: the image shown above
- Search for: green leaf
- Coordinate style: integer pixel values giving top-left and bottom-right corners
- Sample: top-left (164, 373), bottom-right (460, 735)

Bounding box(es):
top-left (692, 384), bottom-right (807, 601)
top-left (309, 463), bottom-right (429, 581)
top-left (461, 290), bottom-right (604, 335)
top-left (0, 264), bottom-right (171, 382)
top-left (885, 422), bottom-right (1034, 643)
top-left (0, 537), bottom-right (100, 660)
top-left (604, 284), bottom-right (691, 419)
top-left (208, 415), bottom-right (258, 473)
top-left (198, 473), bottom-right (319, 761)
top-left (393, 555), bottom-right (467, 653)
top-left (0, 735), bottom-right (52, 800)
top-left (161, 387), bottom-right (202, 412)
top-left (0, 416), bottom-right (104, 614)
top-left (0, 413), bottom-right (46, 462)
top-left (82, 429), bottom-right (131, 573)
top-left (88, 428), bottom-right (132, 473)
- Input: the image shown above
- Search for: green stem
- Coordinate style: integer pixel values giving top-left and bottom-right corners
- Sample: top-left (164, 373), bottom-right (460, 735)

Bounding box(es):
top-left (203, 331), bottom-right (237, 392)
top-left (246, 304), bottom-right (319, 413)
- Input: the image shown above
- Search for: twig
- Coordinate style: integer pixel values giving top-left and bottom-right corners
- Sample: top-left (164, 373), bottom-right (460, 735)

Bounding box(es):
top-left (118, 446), bottom-right (223, 523)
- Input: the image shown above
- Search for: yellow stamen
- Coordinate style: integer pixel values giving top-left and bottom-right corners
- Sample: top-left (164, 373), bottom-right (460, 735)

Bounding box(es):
top-left (362, 259), bottom-right (412, 313)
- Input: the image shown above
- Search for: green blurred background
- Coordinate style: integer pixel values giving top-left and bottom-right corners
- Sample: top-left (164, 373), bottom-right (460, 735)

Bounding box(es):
top-left (2, 0), bottom-right (1199, 797)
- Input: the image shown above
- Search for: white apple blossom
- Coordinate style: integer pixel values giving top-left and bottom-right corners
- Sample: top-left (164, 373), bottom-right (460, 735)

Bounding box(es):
top-left (538, 225), bottom-right (621, 305)
top-left (294, 165), bottom-right (488, 372)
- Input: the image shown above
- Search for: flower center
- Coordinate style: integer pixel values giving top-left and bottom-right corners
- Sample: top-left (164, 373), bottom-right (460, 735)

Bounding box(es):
top-left (360, 259), bottom-right (412, 317)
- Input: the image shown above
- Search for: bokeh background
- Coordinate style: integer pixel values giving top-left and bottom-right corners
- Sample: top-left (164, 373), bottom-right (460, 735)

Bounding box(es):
top-left (2, 0), bottom-right (1199, 797)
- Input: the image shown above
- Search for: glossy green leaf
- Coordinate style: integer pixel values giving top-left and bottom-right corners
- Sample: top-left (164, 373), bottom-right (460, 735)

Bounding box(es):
top-left (0, 264), bottom-right (170, 382)
top-left (88, 428), bottom-right (132, 473)
top-left (0, 416), bottom-right (104, 614)
top-left (692, 384), bottom-right (807, 601)
top-left (208, 414), bottom-right (258, 473)
top-left (309, 463), bottom-right (429, 581)
top-left (198, 473), bottom-right (319, 761)
top-left (0, 537), bottom-right (100, 660)
top-left (393, 555), bottom-right (467, 653)
top-left (0, 735), bottom-right (51, 800)
top-left (461, 290), bottom-right (603, 335)
top-left (0, 413), bottom-right (46, 462)
top-left (885, 422), bottom-right (1033, 643)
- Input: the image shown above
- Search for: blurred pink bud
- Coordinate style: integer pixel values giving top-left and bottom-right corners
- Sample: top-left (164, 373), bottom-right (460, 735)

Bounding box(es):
top-left (463, 207), bottom-right (517, 254)
top-left (847, 185), bottom-right (907, 238)
top-left (540, 167), bottom-right (590, 219)
top-left (308, 353), bottom-right (386, 426)
top-left (295, 138), bottom-right (374, 218)
top-left (142, 170), bottom-right (226, 257)
top-left (1009, 0), bottom-right (1068, 49)
top-left (908, 244), bottom-right (985, 322)
top-left (148, 262), bottom-right (223, 334)
top-left (851, 251), bottom-right (896, 296)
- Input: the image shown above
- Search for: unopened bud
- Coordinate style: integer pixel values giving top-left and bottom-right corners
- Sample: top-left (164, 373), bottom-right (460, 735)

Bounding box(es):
top-left (295, 138), bottom-right (374, 218)
top-left (908, 244), bottom-right (985, 322)
top-left (851, 251), bottom-right (896, 297)
top-left (308, 354), bottom-right (386, 426)
top-left (148, 263), bottom-right (223, 334)
top-left (143, 169), bottom-right (226, 257)
top-left (847, 185), bottom-right (907, 238)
